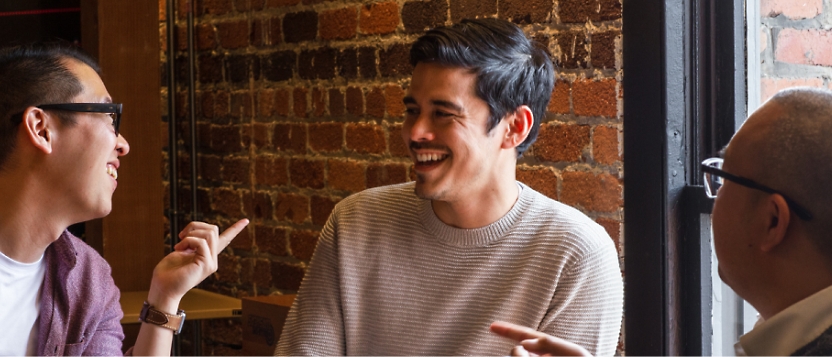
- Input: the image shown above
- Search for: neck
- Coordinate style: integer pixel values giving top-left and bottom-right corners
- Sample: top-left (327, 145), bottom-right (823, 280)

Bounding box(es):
top-left (0, 171), bottom-right (72, 263)
top-left (431, 176), bottom-right (520, 229)
top-left (751, 246), bottom-right (832, 320)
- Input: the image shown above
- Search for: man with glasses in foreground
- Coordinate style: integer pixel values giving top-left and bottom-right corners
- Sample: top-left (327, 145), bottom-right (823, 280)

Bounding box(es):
top-left (0, 42), bottom-right (248, 355)
top-left (491, 86), bottom-right (832, 356)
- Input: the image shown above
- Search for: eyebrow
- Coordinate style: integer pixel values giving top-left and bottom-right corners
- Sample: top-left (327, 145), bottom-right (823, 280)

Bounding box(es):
top-left (402, 96), bottom-right (464, 113)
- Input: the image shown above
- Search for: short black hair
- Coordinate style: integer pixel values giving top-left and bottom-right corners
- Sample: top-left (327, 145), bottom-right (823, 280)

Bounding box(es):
top-left (410, 18), bottom-right (555, 157)
top-left (0, 42), bottom-right (100, 170)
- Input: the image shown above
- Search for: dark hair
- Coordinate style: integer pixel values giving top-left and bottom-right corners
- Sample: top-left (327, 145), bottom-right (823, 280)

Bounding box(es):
top-left (410, 18), bottom-right (555, 157)
top-left (0, 42), bottom-right (100, 170)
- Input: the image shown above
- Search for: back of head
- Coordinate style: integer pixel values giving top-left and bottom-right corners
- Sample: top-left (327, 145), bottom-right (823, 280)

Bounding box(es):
top-left (409, 18), bottom-right (555, 157)
top-left (0, 42), bottom-right (100, 171)
top-left (757, 87), bottom-right (832, 260)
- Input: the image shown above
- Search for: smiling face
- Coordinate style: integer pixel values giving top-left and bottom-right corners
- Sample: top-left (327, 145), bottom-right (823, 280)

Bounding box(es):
top-left (402, 62), bottom-right (510, 204)
top-left (49, 59), bottom-right (130, 220)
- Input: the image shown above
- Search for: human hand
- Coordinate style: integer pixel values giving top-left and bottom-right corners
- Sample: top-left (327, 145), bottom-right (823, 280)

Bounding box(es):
top-left (147, 219), bottom-right (249, 311)
top-left (490, 321), bottom-right (593, 357)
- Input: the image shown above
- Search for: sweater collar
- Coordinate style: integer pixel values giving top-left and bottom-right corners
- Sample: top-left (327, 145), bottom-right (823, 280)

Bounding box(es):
top-left (419, 182), bottom-right (533, 246)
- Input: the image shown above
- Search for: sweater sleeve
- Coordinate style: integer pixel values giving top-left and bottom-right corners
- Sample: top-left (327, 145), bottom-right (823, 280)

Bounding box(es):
top-left (274, 212), bottom-right (345, 356)
top-left (538, 234), bottom-right (623, 356)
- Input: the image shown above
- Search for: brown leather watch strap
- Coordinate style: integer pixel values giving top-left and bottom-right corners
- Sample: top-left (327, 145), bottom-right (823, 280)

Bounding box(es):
top-left (139, 301), bottom-right (186, 335)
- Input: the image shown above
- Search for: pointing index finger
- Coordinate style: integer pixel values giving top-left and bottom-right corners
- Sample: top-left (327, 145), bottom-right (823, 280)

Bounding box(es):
top-left (219, 219), bottom-right (250, 249)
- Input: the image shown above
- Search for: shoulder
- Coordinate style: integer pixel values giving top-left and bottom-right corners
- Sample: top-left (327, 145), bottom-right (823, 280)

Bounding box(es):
top-left (333, 182), bottom-right (419, 215)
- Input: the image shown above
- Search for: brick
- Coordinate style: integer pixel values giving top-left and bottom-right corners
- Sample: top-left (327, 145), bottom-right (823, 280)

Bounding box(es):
top-left (595, 218), bottom-right (620, 253)
top-left (202, 0), bottom-right (233, 15)
top-left (226, 55), bottom-right (260, 83)
top-left (534, 123), bottom-right (590, 162)
top-left (312, 88), bottom-right (326, 117)
top-left (274, 123), bottom-right (307, 152)
top-left (346, 123), bottom-right (386, 154)
top-left (328, 159), bottom-right (365, 192)
top-left (358, 47), bottom-right (377, 79)
top-left (159, 0), bottom-right (166, 21)
top-left (269, 16), bottom-right (282, 45)
top-left (218, 20), bottom-right (249, 49)
top-left (214, 91), bottom-right (231, 118)
top-left (385, 85), bottom-right (406, 118)
top-left (230, 91), bottom-right (254, 118)
top-left (311, 195), bottom-right (339, 226)
top-left (196, 24), bottom-right (217, 51)
top-left (290, 230), bottom-right (319, 260)
top-left (215, 254), bottom-right (239, 284)
top-left (516, 166), bottom-right (558, 200)
top-left (241, 258), bottom-right (271, 288)
top-left (387, 123), bottom-right (409, 157)
top-left (367, 163), bottom-right (408, 188)
top-left (775, 28), bottom-right (832, 67)
top-left (592, 126), bottom-right (620, 164)
top-left (175, 25), bottom-right (187, 51)
top-left (235, 0), bottom-right (252, 11)
top-left (263, 51), bottom-right (295, 82)
top-left (346, 86), bottom-right (364, 116)
top-left (561, 171), bottom-right (622, 212)
top-left (591, 31), bottom-right (618, 69)
top-left (309, 122), bottom-right (343, 152)
top-left (337, 48), bottom-right (358, 79)
top-left (290, 159), bottom-right (325, 189)
top-left (200, 155), bottom-right (223, 182)
top-left (256, 224), bottom-right (288, 256)
top-left (213, 188), bottom-right (243, 216)
top-left (559, 0), bottom-right (621, 23)
top-left (229, 224), bottom-right (252, 250)
top-left (760, 77), bottom-right (824, 103)
top-left (259, 89), bottom-right (275, 118)
top-left (198, 54), bottom-right (223, 84)
top-left (450, 0), bottom-right (497, 22)
top-left (211, 125), bottom-right (243, 153)
top-left (320, 7), bottom-right (358, 40)
top-left (252, 122), bottom-right (271, 149)
top-left (555, 31), bottom-right (588, 69)
top-left (304, 0), bottom-right (325, 4)
top-left (573, 78), bottom-right (617, 118)
top-left (294, 87), bottom-right (308, 118)
top-left (254, 156), bottom-right (288, 186)
top-left (761, 0), bottom-right (821, 20)
top-left (498, 0), bottom-right (551, 24)
top-left (221, 156), bottom-right (250, 184)
top-left (252, 0), bottom-right (265, 9)
top-left (252, 19), bottom-right (264, 47)
top-left (360, 2), bottom-right (399, 35)
top-left (245, 190), bottom-right (273, 220)
top-left (379, 44), bottom-right (413, 78)
top-left (201, 92), bottom-right (215, 119)
top-left (271, 261), bottom-right (305, 290)
top-left (329, 88), bottom-right (345, 117)
top-left (266, 0), bottom-right (300, 7)
top-left (366, 87), bottom-right (386, 118)
top-left (298, 47), bottom-right (337, 80)
top-left (548, 79), bottom-right (570, 114)
top-left (275, 88), bottom-right (290, 116)
top-left (284, 11), bottom-right (318, 43)
top-left (242, 124), bottom-right (252, 148)
top-left (275, 193), bottom-right (310, 224)
top-left (402, 0), bottom-right (447, 33)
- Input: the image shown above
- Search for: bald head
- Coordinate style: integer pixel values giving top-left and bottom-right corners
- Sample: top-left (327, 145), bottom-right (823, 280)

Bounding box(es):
top-left (737, 87), bottom-right (832, 256)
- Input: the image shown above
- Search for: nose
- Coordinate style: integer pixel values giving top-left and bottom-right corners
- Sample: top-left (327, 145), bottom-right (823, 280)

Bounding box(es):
top-left (404, 112), bottom-right (435, 143)
top-left (116, 133), bottom-right (130, 156)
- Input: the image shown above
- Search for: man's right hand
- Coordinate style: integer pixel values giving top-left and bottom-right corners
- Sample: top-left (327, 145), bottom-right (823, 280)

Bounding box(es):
top-left (489, 321), bottom-right (593, 357)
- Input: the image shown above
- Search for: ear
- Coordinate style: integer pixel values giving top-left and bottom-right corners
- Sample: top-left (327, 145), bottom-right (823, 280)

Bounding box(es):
top-left (758, 194), bottom-right (791, 252)
top-left (501, 105), bottom-right (533, 150)
top-left (21, 107), bottom-right (54, 154)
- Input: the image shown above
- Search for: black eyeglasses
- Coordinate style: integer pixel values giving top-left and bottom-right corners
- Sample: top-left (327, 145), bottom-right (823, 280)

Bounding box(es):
top-left (701, 157), bottom-right (813, 221)
top-left (13, 103), bottom-right (123, 135)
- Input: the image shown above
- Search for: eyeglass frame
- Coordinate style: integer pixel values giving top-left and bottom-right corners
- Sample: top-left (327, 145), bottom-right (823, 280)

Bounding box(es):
top-left (11, 103), bottom-right (122, 136)
top-left (701, 157), bottom-right (813, 221)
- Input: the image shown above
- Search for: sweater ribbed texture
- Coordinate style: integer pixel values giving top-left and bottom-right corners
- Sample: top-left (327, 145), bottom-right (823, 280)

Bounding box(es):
top-left (275, 182), bottom-right (623, 356)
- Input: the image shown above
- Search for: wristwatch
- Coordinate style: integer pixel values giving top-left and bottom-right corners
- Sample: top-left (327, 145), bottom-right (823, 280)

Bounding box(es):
top-left (138, 301), bottom-right (186, 335)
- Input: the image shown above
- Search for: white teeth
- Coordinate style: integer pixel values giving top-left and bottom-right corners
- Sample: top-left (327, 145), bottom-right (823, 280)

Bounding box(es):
top-left (107, 166), bottom-right (118, 180)
top-left (416, 153), bottom-right (448, 163)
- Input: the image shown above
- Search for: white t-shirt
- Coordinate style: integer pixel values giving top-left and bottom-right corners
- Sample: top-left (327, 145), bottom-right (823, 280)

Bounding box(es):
top-left (0, 250), bottom-right (46, 356)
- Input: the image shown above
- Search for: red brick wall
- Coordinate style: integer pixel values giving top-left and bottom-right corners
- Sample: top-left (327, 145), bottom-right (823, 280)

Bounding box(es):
top-left (160, 0), bottom-right (623, 354)
top-left (760, 0), bottom-right (831, 102)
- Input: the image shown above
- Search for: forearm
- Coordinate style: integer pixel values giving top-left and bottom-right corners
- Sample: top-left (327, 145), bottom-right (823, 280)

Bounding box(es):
top-left (131, 293), bottom-right (182, 356)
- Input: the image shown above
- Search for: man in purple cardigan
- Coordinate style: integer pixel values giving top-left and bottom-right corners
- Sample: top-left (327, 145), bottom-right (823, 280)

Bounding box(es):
top-left (0, 42), bottom-right (248, 355)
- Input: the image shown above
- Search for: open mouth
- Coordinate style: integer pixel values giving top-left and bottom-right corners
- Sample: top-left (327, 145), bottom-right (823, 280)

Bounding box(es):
top-left (107, 165), bottom-right (118, 180)
top-left (414, 153), bottom-right (449, 170)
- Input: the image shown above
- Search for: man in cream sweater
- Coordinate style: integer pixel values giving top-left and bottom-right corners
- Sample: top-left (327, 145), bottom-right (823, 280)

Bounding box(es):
top-left (276, 18), bottom-right (623, 356)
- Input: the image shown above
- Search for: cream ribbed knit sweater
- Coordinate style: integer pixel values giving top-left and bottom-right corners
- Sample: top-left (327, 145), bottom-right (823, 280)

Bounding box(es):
top-left (275, 182), bottom-right (623, 356)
